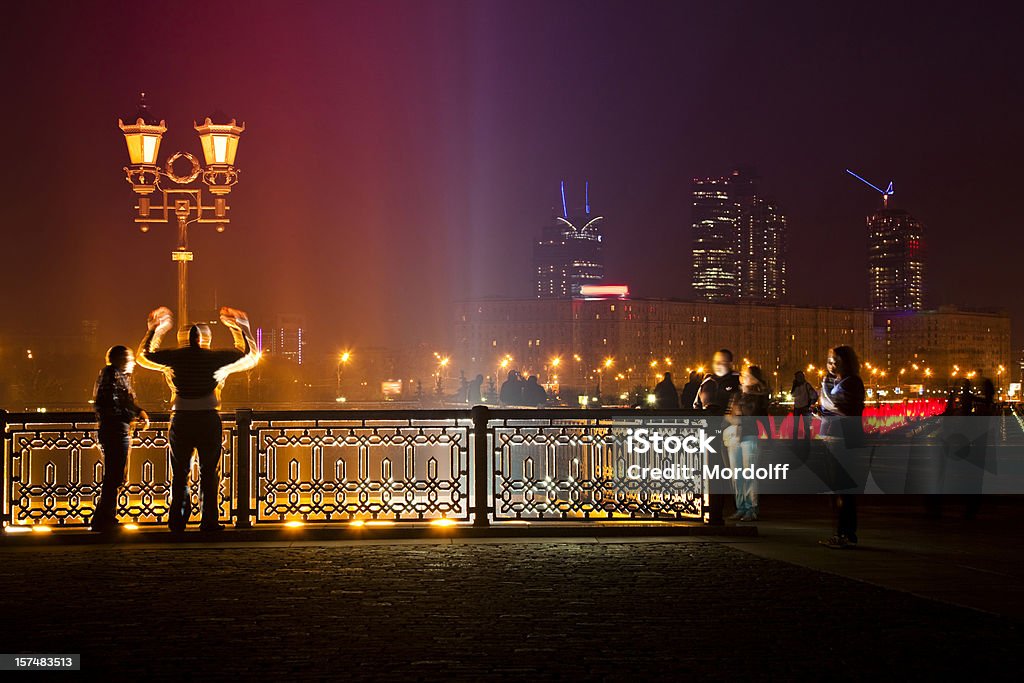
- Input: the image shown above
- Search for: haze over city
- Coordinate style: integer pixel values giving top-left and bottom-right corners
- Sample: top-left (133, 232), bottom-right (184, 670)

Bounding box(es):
top-left (2, 0), bottom-right (1022, 356)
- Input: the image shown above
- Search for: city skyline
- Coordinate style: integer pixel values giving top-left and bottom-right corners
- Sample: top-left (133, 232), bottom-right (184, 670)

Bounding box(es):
top-left (1, 2), bottom-right (1021, 356)
top-left (691, 169), bottom-right (788, 303)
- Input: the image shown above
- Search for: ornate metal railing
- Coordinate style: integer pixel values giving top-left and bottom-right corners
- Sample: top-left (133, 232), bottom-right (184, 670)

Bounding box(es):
top-left (0, 412), bottom-right (233, 527)
top-left (248, 411), bottom-right (471, 524)
top-left (0, 407), bottom-right (708, 529)
top-left (485, 409), bottom-right (706, 520)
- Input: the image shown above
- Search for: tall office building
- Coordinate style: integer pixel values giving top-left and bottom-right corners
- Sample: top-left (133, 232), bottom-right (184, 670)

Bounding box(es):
top-left (534, 181), bottom-right (604, 298)
top-left (867, 206), bottom-right (925, 311)
top-left (691, 169), bottom-right (787, 302)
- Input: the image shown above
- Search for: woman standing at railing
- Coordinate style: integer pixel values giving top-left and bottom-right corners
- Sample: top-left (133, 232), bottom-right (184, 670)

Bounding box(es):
top-left (91, 345), bottom-right (149, 532)
top-left (817, 345), bottom-right (866, 549)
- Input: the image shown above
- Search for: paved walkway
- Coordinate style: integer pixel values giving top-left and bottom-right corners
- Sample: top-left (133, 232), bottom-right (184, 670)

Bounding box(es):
top-left (0, 513), bottom-right (1020, 680)
top-left (723, 497), bottom-right (1024, 619)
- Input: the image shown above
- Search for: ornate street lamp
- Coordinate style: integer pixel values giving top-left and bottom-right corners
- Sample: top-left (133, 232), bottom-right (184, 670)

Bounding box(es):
top-left (118, 95), bottom-right (166, 194)
top-left (117, 93), bottom-right (245, 342)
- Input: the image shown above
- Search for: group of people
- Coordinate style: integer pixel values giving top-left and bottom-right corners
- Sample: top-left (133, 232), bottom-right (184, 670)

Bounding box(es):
top-left (91, 318), bottom-right (869, 547)
top-left (498, 370), bottom-right (549, 407)
top-left (90, 306), bottom-right (259, 533)
top-left (652, 346), bottom-right (866, 547)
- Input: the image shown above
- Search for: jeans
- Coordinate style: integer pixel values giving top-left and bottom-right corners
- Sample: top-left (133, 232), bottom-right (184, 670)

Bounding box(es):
top-left (94, 425), bottom-right (130, 528)
top-left (168, 411), bottom-right (223, 529)
top-left (729, 437), bottom-right (760, 515)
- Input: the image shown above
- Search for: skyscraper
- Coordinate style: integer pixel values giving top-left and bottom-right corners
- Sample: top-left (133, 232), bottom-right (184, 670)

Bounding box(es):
top-left (867, 206), bottom-right (924, 311)
top-left (691, 169), bottom-right (787, 303)
top-left (534, 181), bottom-right (605, 299)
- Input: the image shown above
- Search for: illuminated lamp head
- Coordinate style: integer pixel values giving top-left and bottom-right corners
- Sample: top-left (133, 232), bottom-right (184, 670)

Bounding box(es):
top-left (188, 324), bottom-right (212, 349)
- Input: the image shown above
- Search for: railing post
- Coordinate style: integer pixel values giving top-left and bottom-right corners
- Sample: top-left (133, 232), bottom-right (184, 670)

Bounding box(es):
top-left (0, 409), bottom-right (7, 526)
top-left (234, 408), bottom-right (252, 529)
top-left (471, 405), bottom-right (490, 527)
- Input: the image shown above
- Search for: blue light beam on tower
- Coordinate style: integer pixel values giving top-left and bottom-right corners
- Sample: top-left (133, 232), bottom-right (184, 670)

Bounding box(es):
top-left (560, 180), bottom-right (568, 218)
top-left (846, 168), bottom-right (894, 198)
top-left (585, 180), bottom-right (590, 215)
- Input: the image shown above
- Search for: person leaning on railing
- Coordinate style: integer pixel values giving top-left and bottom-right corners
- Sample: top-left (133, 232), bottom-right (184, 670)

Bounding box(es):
top-left (136, 306), bottom-right (259, 533)
top-left (91, 345), bottom-right (149, 533)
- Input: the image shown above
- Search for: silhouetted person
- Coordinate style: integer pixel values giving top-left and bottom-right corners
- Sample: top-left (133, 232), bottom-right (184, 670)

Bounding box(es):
top-left (695, 349), bottom-right (741, 525)
top-left (466, 373), bottom-right (484, 405)
top-left (791, 371), bottom-right (817, 440)
top-left (499, 370), bottom-right (524, 406)
top-left (680, 370), bottom-right (701, 411)
top-left (653, 372), bottom-right (680, 409)
top-left (817, 345), bottom-right (866, 549)
top-left (523, 375), bottom-right (548, 406)
top-left (138, 306), bottom-right (259, 532)
top-left (91, 345), bottom-right (149, 532)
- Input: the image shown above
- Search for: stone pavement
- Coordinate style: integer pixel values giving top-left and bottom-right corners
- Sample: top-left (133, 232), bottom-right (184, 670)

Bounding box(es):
top-left (723, 496), bottom-right (1024, 619)
top-left (0, 525), bottom-right (1020, 680)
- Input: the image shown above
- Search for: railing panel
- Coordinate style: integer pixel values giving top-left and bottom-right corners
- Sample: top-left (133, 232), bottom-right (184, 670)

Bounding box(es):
top-left (2, 413), bottom-right (233, 527)
top-left (488, 412), bottom-right (707, 520)
top-left (250, 414), bottom-right (471, 523)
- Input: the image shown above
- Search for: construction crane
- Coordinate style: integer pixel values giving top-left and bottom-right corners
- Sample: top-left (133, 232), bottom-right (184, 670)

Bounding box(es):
top-left (846, 169), bottom-right (894, 208)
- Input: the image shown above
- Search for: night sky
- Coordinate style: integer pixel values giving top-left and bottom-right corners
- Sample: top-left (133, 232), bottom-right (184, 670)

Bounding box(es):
top-left (2, 0), bottom-right (1022, 360)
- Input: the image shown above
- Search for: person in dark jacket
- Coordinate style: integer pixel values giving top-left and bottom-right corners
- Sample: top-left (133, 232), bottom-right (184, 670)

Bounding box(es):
top-left (695, 349), bottom-right (741, 525)
top-left (653, 372), bottom-right (680, 409)
top-left (466, 374), bottom-right (484, 405)
top-left (725, 365), bottom-right (771, 521)
top-left (680, 370), bottom-right (701, 410)
top-left (91, 345), bottom-right (149, 532)
top-left (523, 375), bottom-right (548, 406)
top-left (791, 371), bottom-right (818, 440)
top-left (137, 306), bottom-right (259, 532)
top-left (694, 350), bottom-right (741, 411)
top-left (817, 345), bottom-right (866, 549)
top-left (499, 370), bottom-right (524, 406)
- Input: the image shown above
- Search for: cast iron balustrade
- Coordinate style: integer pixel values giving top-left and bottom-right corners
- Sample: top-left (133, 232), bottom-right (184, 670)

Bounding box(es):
top-left (0, 407), bottom-right (709, 528)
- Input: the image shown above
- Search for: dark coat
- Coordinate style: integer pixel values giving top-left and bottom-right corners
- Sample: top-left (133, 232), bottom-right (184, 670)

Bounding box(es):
top-left (728, 389), bottom-right (771, 439)
top-left (695, 372), bottom-right (741, 414)
top-left (653, 377), bottom-right (680, 409)
top-left (93, 366), bottom-right (143, 428)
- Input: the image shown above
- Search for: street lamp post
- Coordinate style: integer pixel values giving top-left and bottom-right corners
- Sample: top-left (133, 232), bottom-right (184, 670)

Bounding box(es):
top-left (337, 351), bottom-right (352, 397)
top-left (118, 93), bottom-right (245, 343)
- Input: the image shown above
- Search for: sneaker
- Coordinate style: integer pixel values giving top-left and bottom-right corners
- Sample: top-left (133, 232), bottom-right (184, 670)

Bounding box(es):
top-left (199, 523), bottom-right (225, 532)
top-left (90, 519), bottom-right (120, 533)
top-left (819, 534), bottom-right (850, 549)
top-left (846, 533), bottom-right (858, 546)
top-left (727, 511), bottom-right (745, 520)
